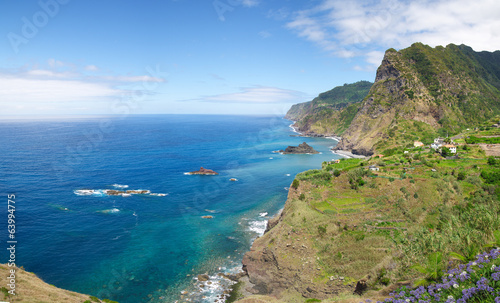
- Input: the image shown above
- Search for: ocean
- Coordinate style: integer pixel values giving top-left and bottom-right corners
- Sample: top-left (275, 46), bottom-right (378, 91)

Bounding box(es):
top-left (0, 114), bottom-right (340, 302)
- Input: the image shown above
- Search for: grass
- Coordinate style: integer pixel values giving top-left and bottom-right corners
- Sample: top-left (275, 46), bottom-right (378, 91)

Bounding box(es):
top-left (0, 264), bottom-right (93, 303)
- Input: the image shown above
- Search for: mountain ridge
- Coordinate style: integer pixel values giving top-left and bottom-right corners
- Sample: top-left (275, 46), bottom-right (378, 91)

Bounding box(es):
top-left (287, 43), bottom-right (500, 156)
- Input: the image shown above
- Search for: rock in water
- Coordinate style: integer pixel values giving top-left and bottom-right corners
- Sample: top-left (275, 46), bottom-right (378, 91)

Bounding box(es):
top-left (187, 167), bottom-right (219, 175)
top-left (280, 142), bottom-right (319, 154)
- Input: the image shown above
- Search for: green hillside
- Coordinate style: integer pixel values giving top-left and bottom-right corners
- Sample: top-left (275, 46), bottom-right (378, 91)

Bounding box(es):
top-left (285, 81), bottom-right (372, 136)
top-left (337, 43), bottom-right (500, 155)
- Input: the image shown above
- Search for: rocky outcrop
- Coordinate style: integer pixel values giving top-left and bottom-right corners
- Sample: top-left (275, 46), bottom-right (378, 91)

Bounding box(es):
top-left (279, 142), bottom-right (319, 154)
top-left (186, 167), bottom-right (219, 175)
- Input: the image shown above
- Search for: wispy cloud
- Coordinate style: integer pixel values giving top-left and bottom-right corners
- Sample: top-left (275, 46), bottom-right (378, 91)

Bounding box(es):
top-left (197, 86), bottom-right (308, 104)
top-left (241, 0), bottom-right (259, 7)
top-left (286, 0), bottom-right (500, 69)
top-left (0, 74), bottom-right (119, 103)
top-left (0, 61), bottom-right (166, 105)
top-left (259, 30), bottom-right (272, 38)
top-left (85, 65), bottom-right (99, 71)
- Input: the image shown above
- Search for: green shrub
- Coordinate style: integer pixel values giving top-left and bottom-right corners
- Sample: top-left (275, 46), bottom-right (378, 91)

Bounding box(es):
top-left (333, 169), bottom-right (341, 177)
top-left (317, 225), bottom-right (327, 237)
top-left (89, 296), bottom-right (100, 302)
top-left (299, 193), bottom-right (306, 201)
top-left (291, 179), bottom-right (300, 189)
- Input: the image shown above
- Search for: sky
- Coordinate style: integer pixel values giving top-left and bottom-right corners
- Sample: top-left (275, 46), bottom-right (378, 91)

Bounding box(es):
top-left (1, 0), bottom-right (500, 116)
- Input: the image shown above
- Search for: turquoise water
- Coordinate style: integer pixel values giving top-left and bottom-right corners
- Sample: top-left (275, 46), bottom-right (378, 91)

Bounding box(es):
top-left (0, 115), bottom-right (340, 302)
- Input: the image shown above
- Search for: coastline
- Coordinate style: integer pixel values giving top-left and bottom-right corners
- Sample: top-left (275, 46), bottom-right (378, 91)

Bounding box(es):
top-left (227, 121), bottom-right (353, 302)
top-left (288, 121), bottom-right (342, 141)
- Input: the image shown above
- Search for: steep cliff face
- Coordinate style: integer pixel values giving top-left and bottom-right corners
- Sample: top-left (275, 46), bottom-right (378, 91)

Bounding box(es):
top-left (336, 43), bottom-right (500, 155)
top-left (285, 81), bottom-right (373, 136)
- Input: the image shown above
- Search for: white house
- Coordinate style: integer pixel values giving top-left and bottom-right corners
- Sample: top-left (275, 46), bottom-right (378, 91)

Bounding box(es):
top-left (431, 138), bottom-right (445, 149)
top-left (442, 144), bottom-right (457, 154)
top-left (369, 165), bottom-right (379, 172)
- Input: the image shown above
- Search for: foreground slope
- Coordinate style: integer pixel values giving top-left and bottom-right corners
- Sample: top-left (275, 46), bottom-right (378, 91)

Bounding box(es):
top-left (237, 144), bottom-right (500, 302)
top-left (0, 264), bottom-right (114, 303)
top-left (336, 43), bottom-right (500, 155)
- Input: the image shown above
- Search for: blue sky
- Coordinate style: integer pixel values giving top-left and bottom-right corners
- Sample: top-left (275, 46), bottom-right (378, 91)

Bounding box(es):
top-left (1, 0), bottom-right (500, 115)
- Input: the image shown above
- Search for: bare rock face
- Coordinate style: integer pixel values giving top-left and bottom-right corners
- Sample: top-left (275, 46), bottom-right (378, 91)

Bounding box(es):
top-left (279, 142), bottom-right (319, 154)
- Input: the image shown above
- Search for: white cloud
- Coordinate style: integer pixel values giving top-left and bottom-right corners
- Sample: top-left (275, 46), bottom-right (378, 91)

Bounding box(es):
top-left (287, 0), bottom-right (500, 68)
top-left (48, 58), bottom-right (66, 68)
top-left (100, 75), bottom-right (166, 83)
top-left (200, 86), bottom-right (308, 103)
top-left (85, 65), bottom-right (99, 71)
top-left (0, 74), bottom-right (119, 103)
top-left (0, 62), bottom-right (167, 107)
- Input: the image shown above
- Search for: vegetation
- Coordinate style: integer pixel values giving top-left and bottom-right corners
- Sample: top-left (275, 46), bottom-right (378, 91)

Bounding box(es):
top-left (285, 81), bottom-right (372, 135)
top-left (466, 135), bottom-right (500, 144)
top-left (250, 128), bottom-right (499, 302)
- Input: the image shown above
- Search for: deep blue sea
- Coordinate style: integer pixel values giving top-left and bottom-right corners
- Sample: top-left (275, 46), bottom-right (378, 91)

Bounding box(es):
top-left (0, 115), bottom-right (340, 302)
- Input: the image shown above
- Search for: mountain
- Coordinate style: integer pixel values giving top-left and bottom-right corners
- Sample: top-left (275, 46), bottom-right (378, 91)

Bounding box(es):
top-left (336, 43), bottom-right (500, 155)
top-left (285, 81), bottom-right (373, 136)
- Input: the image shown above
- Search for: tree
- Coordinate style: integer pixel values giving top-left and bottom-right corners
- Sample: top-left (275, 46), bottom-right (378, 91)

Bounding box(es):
top-left (487, 156), bottom-right (497, 166)
top-left (441, 147), bottom-right (452, 157)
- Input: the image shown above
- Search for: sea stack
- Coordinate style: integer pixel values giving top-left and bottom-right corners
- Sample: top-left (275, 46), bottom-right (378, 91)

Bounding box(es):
top-left (279, 142), bottom-right (319, 154)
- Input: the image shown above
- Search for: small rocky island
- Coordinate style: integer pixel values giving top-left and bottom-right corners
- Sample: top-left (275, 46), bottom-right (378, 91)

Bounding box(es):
top-left (186, 167), bottom-right (219, 175)
top-left (278, 142), bottom-right (319, 154)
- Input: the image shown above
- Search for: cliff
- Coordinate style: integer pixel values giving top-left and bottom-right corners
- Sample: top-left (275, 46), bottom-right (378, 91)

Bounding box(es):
top-left (336, 43), bottom-right (500, 155)
top-left (285, 81), bottom-right (373, 136)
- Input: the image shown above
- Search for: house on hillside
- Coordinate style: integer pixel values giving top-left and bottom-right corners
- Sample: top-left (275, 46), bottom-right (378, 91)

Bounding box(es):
top-left (368, 165), bottom-right (379, 172)
top-left (333, 159), bottom-right (341, 164)
top-left (431, 138), bottom-right (445, 149)
top-left (414, 141), bottom-right (424, 148)
top-left (441, 144), bottom-right (457, 154)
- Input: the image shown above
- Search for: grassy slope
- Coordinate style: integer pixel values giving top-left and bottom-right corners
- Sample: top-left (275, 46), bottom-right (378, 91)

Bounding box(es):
top-left (0, 264), bottom-right (114, 303)
top-left (238, 134), bottom-right (500, 302)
